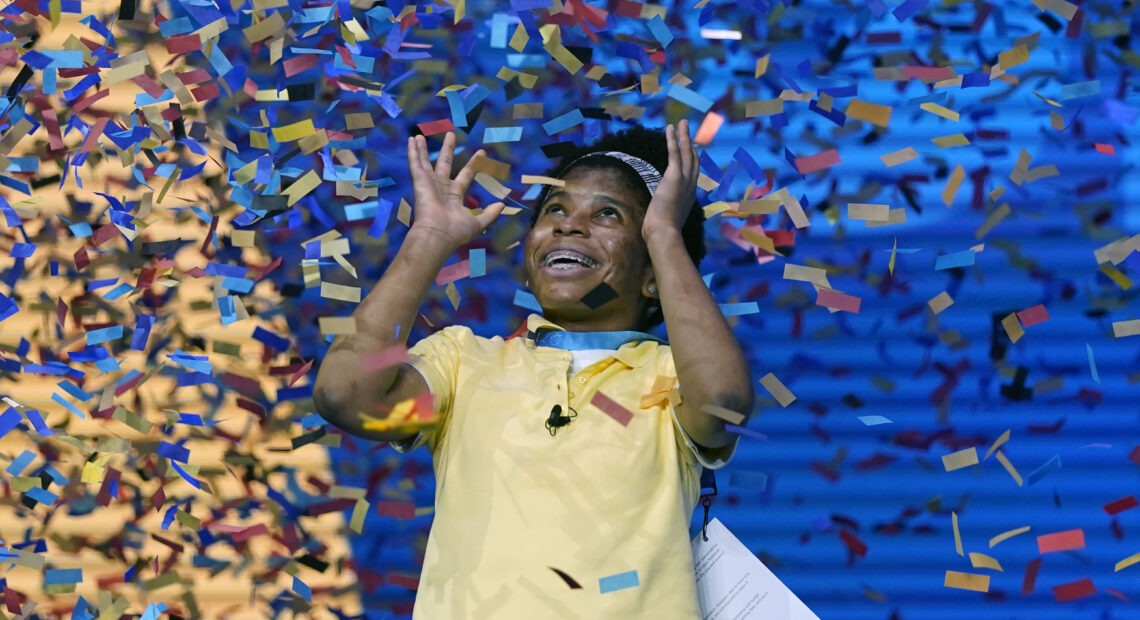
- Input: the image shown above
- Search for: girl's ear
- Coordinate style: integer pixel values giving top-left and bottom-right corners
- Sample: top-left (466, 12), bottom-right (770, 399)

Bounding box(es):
top-left (641, 267), bottom-right (658, 299)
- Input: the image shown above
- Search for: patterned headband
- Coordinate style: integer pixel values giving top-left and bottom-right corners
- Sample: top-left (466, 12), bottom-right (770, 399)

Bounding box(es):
top-left (567, 150), bottom-right (663, 195)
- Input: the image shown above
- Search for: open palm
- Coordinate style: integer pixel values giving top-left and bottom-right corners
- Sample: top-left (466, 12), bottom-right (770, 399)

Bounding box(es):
top-left (642, 120), bottom-right (699, 240)
top-left (407, 132), bottom-right (505, 250)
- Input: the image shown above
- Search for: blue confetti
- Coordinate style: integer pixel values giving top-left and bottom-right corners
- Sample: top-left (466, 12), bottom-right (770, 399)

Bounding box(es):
top-left (598, 569), bottom-right (639, 594)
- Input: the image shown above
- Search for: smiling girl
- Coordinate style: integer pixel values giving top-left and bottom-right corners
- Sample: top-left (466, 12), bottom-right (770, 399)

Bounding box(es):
top-left (315, 120), bottom-right (753, 619)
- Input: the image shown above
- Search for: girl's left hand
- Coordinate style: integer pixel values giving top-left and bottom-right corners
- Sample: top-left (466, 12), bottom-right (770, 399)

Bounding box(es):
top-left (642, 119), bottom-right (700, 240)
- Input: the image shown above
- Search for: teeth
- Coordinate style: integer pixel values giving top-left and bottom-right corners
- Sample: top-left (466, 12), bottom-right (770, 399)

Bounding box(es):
top-left (543, 250), bottom-right (596, 268)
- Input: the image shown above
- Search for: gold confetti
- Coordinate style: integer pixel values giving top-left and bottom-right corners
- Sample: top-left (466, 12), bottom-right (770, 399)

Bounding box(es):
top-left (759, 373), bottom-right (796, 407)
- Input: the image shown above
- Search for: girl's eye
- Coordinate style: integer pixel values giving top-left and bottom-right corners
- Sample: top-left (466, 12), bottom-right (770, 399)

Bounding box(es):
top-left (543, 204), bottom-right (564, 215)
top-left (597, 208), bottom-right (618, 218)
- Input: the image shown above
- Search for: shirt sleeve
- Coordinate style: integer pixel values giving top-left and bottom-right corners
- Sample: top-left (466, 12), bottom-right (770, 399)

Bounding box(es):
top-left (387, 325), bottom-right (467, 455)
top-left (658, 346), bottom-right (740, 471)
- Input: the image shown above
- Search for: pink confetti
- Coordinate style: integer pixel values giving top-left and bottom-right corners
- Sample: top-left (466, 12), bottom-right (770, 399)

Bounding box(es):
top-left (794, 148), bottom-right (841, 174)
top-left (435, 260), bottom-right (471, 286)
top-left (376, 501), bottom-right (417, 519)
top-left (361, 345), bottom-right (409, 373)
top-left (591, 391), bottom-right (633, 427)
top-left (1017, 304), bottom-right (1050, 327)
top-left (816, 288), bottom-right (862, 313)
top-left (417, 119), bottom-right (456, 136)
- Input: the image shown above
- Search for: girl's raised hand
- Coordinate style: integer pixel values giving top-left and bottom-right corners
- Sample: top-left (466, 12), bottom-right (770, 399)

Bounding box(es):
top-left (406, 132), bottom-right (505, 249)
top-left (641, 119), bottom-right (700, 240)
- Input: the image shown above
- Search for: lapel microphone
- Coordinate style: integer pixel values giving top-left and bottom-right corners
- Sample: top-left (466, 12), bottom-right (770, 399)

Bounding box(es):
top-left (545, 404), bottom-right (577, 436)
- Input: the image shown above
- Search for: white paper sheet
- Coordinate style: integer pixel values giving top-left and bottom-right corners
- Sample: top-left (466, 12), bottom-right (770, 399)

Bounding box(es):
top-left (692, 518), bottom-right (820, 620)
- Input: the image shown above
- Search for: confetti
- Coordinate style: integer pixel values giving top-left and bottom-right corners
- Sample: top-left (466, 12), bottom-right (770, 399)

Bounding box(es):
top-left (995, 451), bottom-right (1023, 486)
top-left (795, 149), bottom-right (841, 175)
top-left (968, 552), bottom-right (1003, 572)
top-left (989, 526), bottom-right (1031, 548)
top-left (1115, 552), bottom-right (1140, 572)
top-left (1053, 578), bottom-right (1096, 602)
top-left (816, 288), bottom-right (862, 313)
top-left (927, 292), bottom-right (954, 314)
top-left (549, 567), bottom-right (583, 589)
top-left (759, 373), bottom-right (796, 407)
top-left (952, 511), bottom-right (964, 556)
top-left (1111, 319), bottom-right (1140, 338)
top-left (1037, 529), bottom-right (1085, 554)
top-left (701, 404), bottom-right (746, 425)
top-left (942, 447), bottom-right (979, 472)
top-left (592, 391), bottom-right (633, 427)
top-left (944, 570), bottom-right (989, 593)
top-left (598, 569), bottom-right (640, 594)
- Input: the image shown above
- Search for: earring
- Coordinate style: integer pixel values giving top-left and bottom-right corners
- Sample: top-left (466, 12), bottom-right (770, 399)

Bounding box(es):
top-left (648, 285), bottom-right (656, 295)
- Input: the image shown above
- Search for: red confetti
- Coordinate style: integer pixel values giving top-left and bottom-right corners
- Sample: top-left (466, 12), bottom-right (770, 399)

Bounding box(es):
top-left (902, 65), bottom-right (956, 81)
top-left (165, 33), bottom-right (202, 54)
top-left (387, 573), bottom-right (419, 590)
top-left (4, 585), bottom-right (22, 613)
top-left (1037, 529), bottom-right (1085, 554)
top-left (816, 288), bottom-right (862, 313)
top-left (435, 259), bottom-right (471, 286)
top-left (1103, 495), bottom-right (1138, 516)
top-left (1129, 446), bottom-right (1140, 464)
top-left (839, 528), bottom-right (867, 558)
top-left (78, 117), bottom-right (110, 153)
top-left (794, 148), bottom-right (841, 174)
top-left (1105, 588), bottom-right (1129, 602)
top-left (416, 118), bottom-right (457, 136)
top-left (376, 501), bottom-right (417, 520)
top-left (1053, 578), bottom-right (1095, 603)
top-left (591, 391), bottom-right (633, 427)
top-left (361, 345), bottom-right (409, 373)
top-left (232, 523), bottom-right (270, 543)
top-left (1016, 304), bottom-right (1050, 327)
top-left (1094, 143), bottom-right (1115, 155)
top-left (1021, 558), bottom-right (1042, 595)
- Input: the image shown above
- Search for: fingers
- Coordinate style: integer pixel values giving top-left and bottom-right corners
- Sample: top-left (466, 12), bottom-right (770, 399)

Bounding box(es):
top-left (452, 148), bottom-right (486, 192)
top-left (435, 132), bottom-right (455, 177)
top-left (407, 136), bottom-right (427, 181)
top-left (476, 201), bottom-right (506, 232)
top-left (664, 123), bottom-right (678, 172)
top-left (677, 119), bottom-right (694, 176)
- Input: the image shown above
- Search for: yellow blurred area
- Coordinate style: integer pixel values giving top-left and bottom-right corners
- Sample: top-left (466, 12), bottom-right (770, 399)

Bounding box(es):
top-left (0, 2), bottom-right (363, 616)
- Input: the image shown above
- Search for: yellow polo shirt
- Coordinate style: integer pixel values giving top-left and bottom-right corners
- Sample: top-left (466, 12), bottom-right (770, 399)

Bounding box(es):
top-left (390, 314), bottom-right (737, 619)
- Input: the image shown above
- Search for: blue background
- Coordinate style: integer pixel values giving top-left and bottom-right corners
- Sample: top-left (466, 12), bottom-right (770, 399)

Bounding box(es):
top-left (187, 0), bottom-right (1140, 617)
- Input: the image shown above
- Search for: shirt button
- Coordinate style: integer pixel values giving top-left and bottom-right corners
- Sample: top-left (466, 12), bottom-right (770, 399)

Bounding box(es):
top-left (577, 376), bottom-right (587, 384)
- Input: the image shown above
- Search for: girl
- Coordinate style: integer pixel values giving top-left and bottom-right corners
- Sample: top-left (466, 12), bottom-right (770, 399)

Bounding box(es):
top-left (315, 120), bottom-right (753, 618)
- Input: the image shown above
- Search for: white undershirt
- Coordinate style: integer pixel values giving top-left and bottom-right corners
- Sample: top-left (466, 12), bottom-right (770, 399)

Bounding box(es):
top-left (569, 349), bottom-right (613, 375)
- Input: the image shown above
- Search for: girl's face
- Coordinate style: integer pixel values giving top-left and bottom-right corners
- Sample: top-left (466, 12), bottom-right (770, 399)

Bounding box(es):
top-left (523, 166), bottom-right (656, 331)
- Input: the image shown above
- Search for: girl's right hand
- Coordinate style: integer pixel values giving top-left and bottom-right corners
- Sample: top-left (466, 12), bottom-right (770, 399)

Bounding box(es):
top-left (406, 132), bottom-right (506, 250)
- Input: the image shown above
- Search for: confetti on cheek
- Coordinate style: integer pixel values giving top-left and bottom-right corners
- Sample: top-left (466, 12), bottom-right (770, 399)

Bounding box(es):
top-left (579, 282), bottom-right (619, 310)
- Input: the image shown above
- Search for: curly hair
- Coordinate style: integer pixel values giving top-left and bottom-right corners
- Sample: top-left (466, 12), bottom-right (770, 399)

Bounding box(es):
top-left (529, 125), bottom-right (707, 330)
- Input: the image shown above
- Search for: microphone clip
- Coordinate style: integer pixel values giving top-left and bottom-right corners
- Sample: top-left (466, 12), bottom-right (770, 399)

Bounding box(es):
top-left (545, 404), bottom-right (577, 436)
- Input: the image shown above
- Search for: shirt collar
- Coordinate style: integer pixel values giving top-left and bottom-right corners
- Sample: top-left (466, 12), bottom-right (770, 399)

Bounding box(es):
top-left (523, 314), bottom-right (664, 367)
